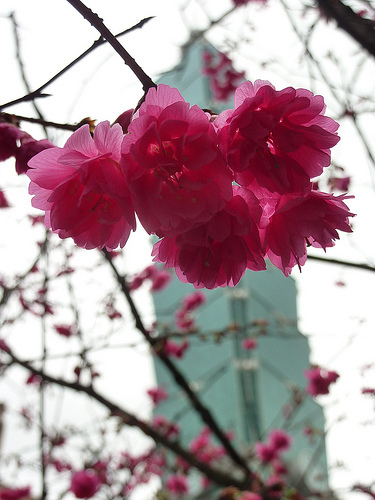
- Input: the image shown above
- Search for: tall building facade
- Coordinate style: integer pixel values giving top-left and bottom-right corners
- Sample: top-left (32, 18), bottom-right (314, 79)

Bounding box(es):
top-left (152, 40), bottom-right (331, 497)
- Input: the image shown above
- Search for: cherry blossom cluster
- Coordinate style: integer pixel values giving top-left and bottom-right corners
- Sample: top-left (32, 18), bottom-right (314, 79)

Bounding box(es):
top-left (202, 50), bottom-right (246, 101)
top-left (25, 81), bottom-right (353, 289)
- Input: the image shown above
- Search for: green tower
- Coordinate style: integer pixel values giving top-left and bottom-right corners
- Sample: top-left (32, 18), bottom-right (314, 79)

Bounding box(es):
top-left (152, 40), bottom-right (332, 498)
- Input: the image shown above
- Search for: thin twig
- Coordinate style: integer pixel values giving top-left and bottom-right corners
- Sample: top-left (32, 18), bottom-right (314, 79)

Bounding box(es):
top-left (9, 12), bottom-right (49, 137)
top-left (66, 0), bottom-right (156, 93)
top-left (0, 17), bottom-right (154, 111)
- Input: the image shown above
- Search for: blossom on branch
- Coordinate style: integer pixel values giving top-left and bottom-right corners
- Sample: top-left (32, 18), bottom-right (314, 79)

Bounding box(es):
top-left (27, 121), bottom-right (136, 250)
top-left (70, 469), bottom-right (101, 499)
top-left (304, 366), bottom-right (339, 396)
top-left (202, 50), bottom-right (245, 102)
top-left (24, 81), bottom-right (353, 288)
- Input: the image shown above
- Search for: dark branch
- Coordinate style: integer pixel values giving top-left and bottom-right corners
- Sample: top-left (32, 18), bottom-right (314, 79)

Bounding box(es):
top-left (307, 254), bottom-right (375, 272)
top-left (102, 250), bottom-right (254, 482)
top-left (0, 17), bottom-right (154, 111)
top-left (316, 0), bottom-right (375, 58)
top-left (4, 347), bottom-right (247, 489)
top-left (0, 112), bottom-right (93, 132)
top-left (66, 0), bottom-right (156, 93)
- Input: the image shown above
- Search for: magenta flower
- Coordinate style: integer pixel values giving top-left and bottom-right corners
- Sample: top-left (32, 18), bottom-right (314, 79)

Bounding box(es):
top-left (215, 80), bottom-right (340, 195)
top-left (182, 291), bottom-right (206, 311)
top-left (0, 123), bottom-right (25, 161)
top-left (165, 474), bottom-right (189, 495)
top-left (70, 470), bottom-right (100, 499)
top-left (147, 386), bottom-right (169, 405)
top-left (267, 429), bottom-right (293, 452)
top-left (53, 323), bottom-right (77, 338)
top-left (304, 366), bottom-right (339, 396)
top-left (121, 84), bottom-right (233, 238)
top-left (152, 186), bottom-right (266, 289)
top-left (189, 427), bottom-right (225, 464)
top-left (254, 442), bottom-right (279, 464)
top-left (27, 121), bottom-right (136, 250)
top-left (242, 337), bottom-right (258, 350)
top-left (0, 487), bottom-right (31, 500)
top-left (15, 135), bottom-right (54, 175)
top-left (328, 175), bottom-right (351, 192)
top-left (0, 189), bottom-right (10, 208)
top-left (202, 51), bottom-right (245, 101)
top-left (262, 190), bottom-right (354, 276)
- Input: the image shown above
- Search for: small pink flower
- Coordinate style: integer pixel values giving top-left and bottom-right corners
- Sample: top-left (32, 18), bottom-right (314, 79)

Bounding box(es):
top-left (70, 469), bottom-right (100, 499)
top-left (182, 291), bottom-right (206, 311)
top-left (15, 135), bottom-right (54, 175)
top-left (202, 51), bottom-right (245, 102)
top-left (152, 415), bottom-right (180, 439)
top-left (54, 323), bottom-right (77, 337)
top-left (0, 487), bottom-right (31, 500)
top-left (328, 175), bottom-right (351, 192)
top-left (150, 268), bottom-right (171, 292)
top-left (0, 189), bottom-right (10, 208)
top-left (304, 366), bottom-right (339, 396)
top-left (361, 387), bottom-right (375, 397)
top-left (27, 121), bottom-right (136, 250)
top-left (147, 386), bottom-right (169, 405)
top-left (267, 429), bottom-right (293, 452)
top-left (163, 339), bottom-right (189, 358)
top-left (175, 309), bottom-right (196, 331)
top-left (241, 337), bottom-right (258, 350)
top-left (165, 474), bottom-right (189, 495)
top-left (254, 442), bottom-right (278, 464)
top-left (0, 123), bottom-right (25, 161)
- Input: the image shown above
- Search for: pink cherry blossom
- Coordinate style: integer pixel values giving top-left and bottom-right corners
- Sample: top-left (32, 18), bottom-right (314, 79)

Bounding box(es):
top-left (0, 487), bottom-right (31, 500)
top-left (165, 474), bottom-right (189, 495)
top-left (215, 80), bottom-right (340, 195)
top-left (0, 189), bottom-right (10, 208)
top-left (304, 366), bottom-right (339, 396)
top-left (152, 186), bottom-right (266, 289)
top-left (254, 442), bottom-right (279, 464)
top-left (202, 50), bottom-right (245, 102)
top-left (328, 175), bottom-right (351, 192)
top-left (262, 190), bottom-right (354, 276)
top-left (241, 337), bottom-right (258, 350)
top-left (15, 135), bottom-right (54, 175)
top-left (0, 123), bottom-right (25, 161)
top-left (70, 469), bottom-right (101, 498)
top-left (162, 339), bottom-right (190, 358)
top-left (54, 323), bottom-right (77, 337)
top-left (147, 386), bottom-right (169, 405)
top-left (189, 427), bottom-right (226, 464)
top-left (182, 291), bottom-right (206, 311)
top-left (27, 121), bottom-right (136, 250)
top-left (152, 415), bottom-right (180, 439)
top-left (267, 429), bottom-right (293, 452)
top-left (121, 84), bottom-right (233, 238)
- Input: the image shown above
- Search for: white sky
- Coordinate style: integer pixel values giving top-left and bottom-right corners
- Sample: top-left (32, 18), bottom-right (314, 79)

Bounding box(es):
top-left (1, 0), bottom-right (375, 499)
